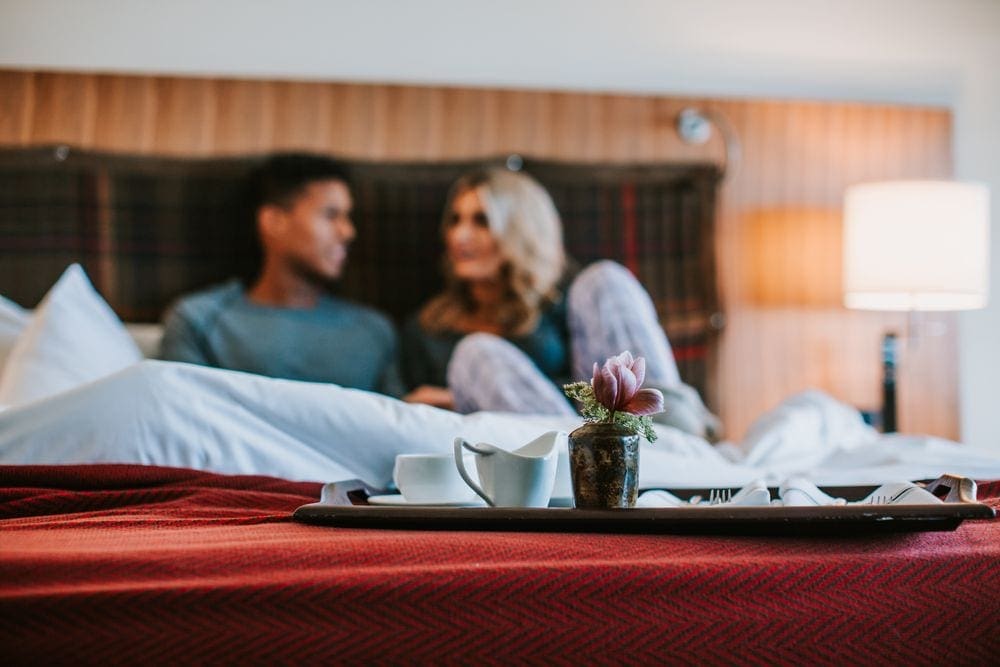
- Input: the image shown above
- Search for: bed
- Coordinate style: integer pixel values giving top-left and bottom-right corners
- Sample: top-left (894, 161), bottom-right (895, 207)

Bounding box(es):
top-left (1, 147), bottom-right (998, 663)
top-left (3, 465), bottom-right (999, 663)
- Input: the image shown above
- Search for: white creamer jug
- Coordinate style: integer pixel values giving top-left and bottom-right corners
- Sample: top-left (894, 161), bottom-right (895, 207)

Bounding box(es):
top-left (453, 430), bottom-right (565, 508)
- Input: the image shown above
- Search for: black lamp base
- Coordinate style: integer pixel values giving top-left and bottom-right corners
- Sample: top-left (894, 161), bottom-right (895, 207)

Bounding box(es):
top-left (881, 332), bottom-right (898, 433)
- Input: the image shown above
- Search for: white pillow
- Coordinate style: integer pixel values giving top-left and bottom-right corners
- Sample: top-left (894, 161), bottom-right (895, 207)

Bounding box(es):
top-left (1, 304), bottom-right (162, 361)
top-left (0, 294), bottom-right (29, 373)
top-left (0, 264), bottom-right (142, 406)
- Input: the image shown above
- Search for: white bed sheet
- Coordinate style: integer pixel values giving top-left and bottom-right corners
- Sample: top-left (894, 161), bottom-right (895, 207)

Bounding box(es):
top-left (2, 360), bottom-right (999, 489)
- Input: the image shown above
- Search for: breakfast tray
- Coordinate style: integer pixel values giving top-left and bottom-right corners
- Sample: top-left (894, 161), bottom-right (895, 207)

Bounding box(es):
top-left (293, 475), bottom-right (995, 536)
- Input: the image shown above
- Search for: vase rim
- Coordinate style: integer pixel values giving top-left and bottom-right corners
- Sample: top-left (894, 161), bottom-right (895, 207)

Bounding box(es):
top-left (570, 422), bottom-right (640, 437)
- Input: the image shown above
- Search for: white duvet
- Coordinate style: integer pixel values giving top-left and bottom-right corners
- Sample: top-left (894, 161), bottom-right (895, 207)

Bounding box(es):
top-left (2, 360), bottom-right (1000, 489)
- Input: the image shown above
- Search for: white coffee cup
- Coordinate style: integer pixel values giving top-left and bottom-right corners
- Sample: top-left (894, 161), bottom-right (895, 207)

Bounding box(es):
top-left (393, 453), bottom-right (481, 504)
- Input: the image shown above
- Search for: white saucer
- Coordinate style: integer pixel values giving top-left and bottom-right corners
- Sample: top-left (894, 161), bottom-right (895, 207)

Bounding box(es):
top-left (367, 494), bottom-right (486, 508)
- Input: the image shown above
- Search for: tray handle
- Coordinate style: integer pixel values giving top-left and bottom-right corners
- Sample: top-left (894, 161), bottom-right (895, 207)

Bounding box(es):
top-left (921, 474), bottom-right (978, 504)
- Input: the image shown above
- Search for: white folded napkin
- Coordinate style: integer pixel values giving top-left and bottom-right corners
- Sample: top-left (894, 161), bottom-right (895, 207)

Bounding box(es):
top-left (778, 477), bottom-right (847, 506)
top-left (637, 478), bottom-right (948, 508)
top-left (727, 479), bottom-right (772, 506)
top-left (637, 479), bottom-right (771, 507)
top-left (635, 489), bottom-right (687, 508)
top-left (853, 481), bottom-right (942, 506)
top-left (777, 478), bottom-right (944, 506)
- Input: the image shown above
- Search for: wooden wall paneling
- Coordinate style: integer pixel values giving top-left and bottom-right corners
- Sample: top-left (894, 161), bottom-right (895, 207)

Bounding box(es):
top-left (270, 80), bottom-right (333, 151)
top-left (211, 80), bottom-right (277, 154)
top-left (437, 87), bottom-right (498, 159)
top-left (151, 77), bottom-right (216, 155)
top-left (523, 91), bottom-right (555, 157)
top-left (648, 98), bottom-right (677, 161)
top-left (605, 95), bottom-right (645, 161)
top-left (830, 103), bottom-right (874, 415)
top-left (93, 75), bottom-right (156, 152)
top-left (495, 89), bottom-right (543, 157)
top-left (582, 94), bottom-right (608, 160)
top-left (786, 103), bottom-right (831, 409)
top-left (727, 99), bottom-right (770, 432)
top-left (29, 72), bottom-right (97, 147)
top-left (0, 69), bottom-right (958, 440)
top-left (0, 70), bottom-right (34, 144)
top-left (707, 99), bottom-right (739, 428)
top-left (547, 91), bottom-right (586, 159)
top-left (327, 85), bottom-right (391, 158)
top-left (384, 85), bottom-right (446, 159)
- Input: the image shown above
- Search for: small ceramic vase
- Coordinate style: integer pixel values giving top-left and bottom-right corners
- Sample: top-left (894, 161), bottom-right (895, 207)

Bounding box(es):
top-left (568, 422), bottom-right (639, 509)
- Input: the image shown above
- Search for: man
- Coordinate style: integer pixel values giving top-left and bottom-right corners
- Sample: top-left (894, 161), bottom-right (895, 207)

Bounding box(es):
top-left (160, 154), bottom-right (404, 396)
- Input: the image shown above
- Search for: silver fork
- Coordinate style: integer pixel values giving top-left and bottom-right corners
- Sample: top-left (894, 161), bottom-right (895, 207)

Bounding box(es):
top-left (708, 488), bottom-right (733, 505)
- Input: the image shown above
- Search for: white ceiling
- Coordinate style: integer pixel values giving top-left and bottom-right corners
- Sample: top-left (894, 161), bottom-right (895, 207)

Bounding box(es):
top-left (0, 0), bottom-right (996, 106)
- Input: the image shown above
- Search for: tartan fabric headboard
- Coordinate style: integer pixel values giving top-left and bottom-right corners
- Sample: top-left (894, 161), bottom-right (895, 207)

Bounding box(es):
top-left (0, 146), bottom-right (722, 396)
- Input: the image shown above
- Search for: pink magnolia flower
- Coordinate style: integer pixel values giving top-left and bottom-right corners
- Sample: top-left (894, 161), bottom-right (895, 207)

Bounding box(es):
top-left (591, 351), bottom-right (665, 417)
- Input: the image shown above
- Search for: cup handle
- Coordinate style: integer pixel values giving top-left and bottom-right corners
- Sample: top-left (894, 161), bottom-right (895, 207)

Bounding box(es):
top-left (453, 437), bottom-right (495, 507)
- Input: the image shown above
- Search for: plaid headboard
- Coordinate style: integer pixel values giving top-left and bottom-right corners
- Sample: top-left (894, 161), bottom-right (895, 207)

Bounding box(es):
top-left (0, 146), bottom-right (722, 396)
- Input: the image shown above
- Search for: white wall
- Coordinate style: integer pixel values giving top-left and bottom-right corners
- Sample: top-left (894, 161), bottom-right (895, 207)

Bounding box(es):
top-left (1, 0), bottom-right (998, 449)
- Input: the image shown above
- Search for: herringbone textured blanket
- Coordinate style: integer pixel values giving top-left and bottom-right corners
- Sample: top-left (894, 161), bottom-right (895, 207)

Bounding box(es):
top-left (2, 465), bottom-right (997, 665)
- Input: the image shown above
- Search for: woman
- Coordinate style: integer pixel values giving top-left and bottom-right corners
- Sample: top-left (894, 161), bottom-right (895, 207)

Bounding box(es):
top-left (402, 167), bottom-right (720, 439)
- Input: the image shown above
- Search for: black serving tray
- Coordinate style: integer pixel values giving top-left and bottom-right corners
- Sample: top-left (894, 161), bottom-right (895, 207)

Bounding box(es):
top-left (292, 475), bottom-right (995, 536)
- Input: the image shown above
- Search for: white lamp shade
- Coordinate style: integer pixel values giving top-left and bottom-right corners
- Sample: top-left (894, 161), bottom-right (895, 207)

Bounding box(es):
top-left (843, 180), bottom-right (990, 311)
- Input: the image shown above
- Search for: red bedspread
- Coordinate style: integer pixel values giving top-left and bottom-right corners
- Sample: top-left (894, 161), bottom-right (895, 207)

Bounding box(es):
top-left (2, 465), bottom-right (998, 665)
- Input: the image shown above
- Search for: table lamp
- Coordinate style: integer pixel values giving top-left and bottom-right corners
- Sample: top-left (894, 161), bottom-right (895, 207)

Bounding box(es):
top-left (843, 180), bottom-right (990, 432)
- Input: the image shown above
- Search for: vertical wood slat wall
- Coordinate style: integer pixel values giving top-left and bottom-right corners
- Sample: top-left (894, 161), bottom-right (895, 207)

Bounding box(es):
top-left (0, 70), bottom-right (957, 441)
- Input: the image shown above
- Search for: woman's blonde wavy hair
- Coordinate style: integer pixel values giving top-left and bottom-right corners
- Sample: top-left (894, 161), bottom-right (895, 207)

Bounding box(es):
top-left (420, 167), bottom-right (566, 336)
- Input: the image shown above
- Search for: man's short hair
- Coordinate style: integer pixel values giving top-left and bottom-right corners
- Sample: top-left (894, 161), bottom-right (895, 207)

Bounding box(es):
top-left (251, 153), bottom-right (351, 211)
